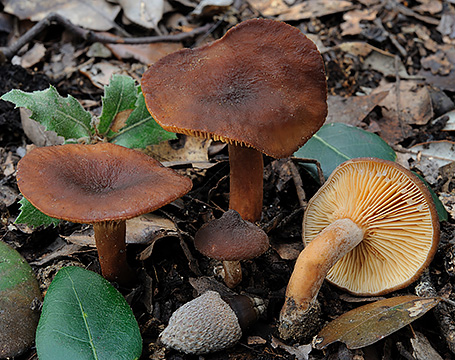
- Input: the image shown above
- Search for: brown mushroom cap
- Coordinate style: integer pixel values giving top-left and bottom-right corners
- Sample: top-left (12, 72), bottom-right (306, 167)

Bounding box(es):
top-left (303, 157), bottom-right (440, 296)
top-left (16, 143), bottom-right (192, 223)
top-left (141, 18), bottom-right (327, 159)
top-left (194, 209), bottom-right (269, 261)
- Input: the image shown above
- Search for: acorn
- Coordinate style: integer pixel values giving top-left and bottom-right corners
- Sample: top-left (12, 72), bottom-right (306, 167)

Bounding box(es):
top-left (159, 290), bottom-right (266, 354)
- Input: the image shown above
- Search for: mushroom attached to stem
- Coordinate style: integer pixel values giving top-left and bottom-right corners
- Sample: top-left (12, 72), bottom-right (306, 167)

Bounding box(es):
top-left (141, 18), bottom-right (328, 223)
top-left (279, 157), bottom-right (440, 340)
top-left (194, 209), bottom-right (269, 288)
top-left (16, 143), bottom-right (192, 285)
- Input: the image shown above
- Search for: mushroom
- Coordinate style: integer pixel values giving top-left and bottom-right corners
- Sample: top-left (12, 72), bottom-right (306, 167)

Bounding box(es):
top-left (141, 18), bottom-right (327, 223)
top-left (159, 290), bottom-right (265, 354)
top-left (194, 209), bottom-right (269, 288)
top-left (16, 143), bottom-right (192, 285)
top-left (279, 157), bottom-right (440, 340)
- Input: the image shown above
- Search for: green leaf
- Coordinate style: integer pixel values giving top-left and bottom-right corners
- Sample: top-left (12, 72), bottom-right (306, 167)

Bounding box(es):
top-left (294, 123), bottom-right (397, 180)
top-left (36, 266), bottom-right (142, 360)
top-left (109, 90), bottom-right (177, 148)
top-left (413, 172), bottom-right (448, 222)
top-left (15, 197), bottom-right (60, 228)
top-left (313, 295), bottom-right (441, 350)
top-left (98, 74), bottom-right (138, 135)
top-left (0, 241), bottom-right (42, 358)
top-left (1, 86), bottom-right (93, 143)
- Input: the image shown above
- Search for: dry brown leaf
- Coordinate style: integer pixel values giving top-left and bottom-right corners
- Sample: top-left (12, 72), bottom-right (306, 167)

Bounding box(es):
top-left (326, 91), bottom-right (388, 126)
top-left (107, 42), bottom-right (183, 65)
top-left (313, 295), bottom-right (441, 350)
top-left (341, 9), bottom-right (378, 36)
top-left (276, 0), bottom-right (354, 22)
top-left (3, 0), bottom-right (120, 31)
top-left (374, 81), bottom-right (433, 126)
top-left (114, 0), bottom-right (164, 29)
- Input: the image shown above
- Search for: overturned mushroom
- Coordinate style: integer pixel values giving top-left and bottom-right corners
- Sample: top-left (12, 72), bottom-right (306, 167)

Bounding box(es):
top-left (160, 290), bottom-right (265, 354)
top-left (16, 143), bottom-right (192, 285)
top-left (279, 158), bottom-right (440, 340)
top-left (194, 209), bottom-right (269, 288)
top-left (142, 18), bottom-right (327, 222)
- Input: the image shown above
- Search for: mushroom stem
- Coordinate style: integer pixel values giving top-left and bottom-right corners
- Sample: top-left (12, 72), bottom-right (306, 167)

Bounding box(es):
top-left (228, 145), bottom-right (263, 223)
top-left (93, 220), bottom-right (135, 285)
top-left (279, 218), bottom-right (364, 340)
top-left (222, 260), bottom-right (242, 289)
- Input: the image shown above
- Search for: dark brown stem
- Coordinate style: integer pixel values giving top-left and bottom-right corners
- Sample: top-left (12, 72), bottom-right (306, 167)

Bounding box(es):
top-left (93, 220), bottom-right (134, 285)
top-left (228, 145), bottom-right (263, 223)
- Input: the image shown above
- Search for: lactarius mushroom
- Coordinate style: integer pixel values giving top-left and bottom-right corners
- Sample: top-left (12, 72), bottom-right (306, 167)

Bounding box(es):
top-left (159, 290), bottom-right (265, 354)
top-left (279, 157), bottom-right (440, 340)
top-left (142, 18), bottom-right (327, 223)
top-left (16, 143), bottom-right (192, 285)
top-left (194, 209), bottom-right (269, 288)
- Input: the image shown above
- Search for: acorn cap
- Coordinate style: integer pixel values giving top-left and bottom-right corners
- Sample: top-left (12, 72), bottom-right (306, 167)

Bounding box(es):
top-left (303, 157), bottom-right (440, 295)
top-left (159, 291), bottom-right (242, 354)
top-left (141, 18), bottom-right (327, 159)
top-left (194, 209), bottom-right (270, 261)
top-left (16, 143), bottom-right (192, 223)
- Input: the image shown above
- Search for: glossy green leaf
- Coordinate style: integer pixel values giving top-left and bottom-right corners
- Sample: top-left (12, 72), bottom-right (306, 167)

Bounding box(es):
top-left (313, 295), bottom-right (440, 350)
top-left (109, 90), bottom-right (176, 148)
top-left (294, 123), bottom-right (397, 180)
top-left (36, 266), bottom-right (142, 360)
top-left (1, 86), bottom-right (93, 143)
top-left (98, 74), bottom-right (138, 135)
top-left (413, 172), bottom-right (448, 222)
top-left (15, 197), bottom-right (60, 228)
top-left (0, 241), bottom-right (42, 358)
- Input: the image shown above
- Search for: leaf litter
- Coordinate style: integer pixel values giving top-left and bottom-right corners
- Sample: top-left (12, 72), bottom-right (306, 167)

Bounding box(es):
top-left (1, 0), bottom-right (455, 359)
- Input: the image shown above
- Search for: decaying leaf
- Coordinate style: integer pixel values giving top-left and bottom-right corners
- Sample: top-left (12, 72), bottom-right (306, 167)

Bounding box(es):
top-left (408, 140), bottom-right (455, 184)
top-left (326, 91), bottom-right (388, 126)
top-left (114, 0), bottom-right (164, 29)
top-left (313, 295), bottom-right (441, 350)
top-left (2, 0), bottom-right (121, 31)
top-left (276, 0), bottom-right (354, 21)
top-left (341, 8), bottom-right (378, 36)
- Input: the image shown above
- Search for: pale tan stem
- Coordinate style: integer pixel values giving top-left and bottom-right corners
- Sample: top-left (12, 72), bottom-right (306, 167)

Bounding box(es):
top-left (228, 145), bottom-right (263, 223)
top-left (93, 220), bottom-right (135, 286)
top-left (222, 260), bottom-right (242, 288)
top-left (279, 218), bottom-right (364, 340)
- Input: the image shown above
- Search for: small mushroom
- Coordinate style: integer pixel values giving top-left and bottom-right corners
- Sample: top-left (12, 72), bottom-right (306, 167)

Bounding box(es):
top-left (142, 18), bottom-right (327, 223)
top-left (159, 290), bottom-right (265, 354)
top-left (279, 157), bottom-right (440, 340)
top-left (16, 143), bottom-right (192, 285)
top-left (194, 209), bottom-right (269, 288)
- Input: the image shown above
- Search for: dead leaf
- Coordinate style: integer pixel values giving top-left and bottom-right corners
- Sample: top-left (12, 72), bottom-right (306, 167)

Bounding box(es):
top-left (191, 0), bottom-right (233, 17)
top-left (17, 43), bottom-right (46, 69)
top-left (374, 81), bottom-right (433, 126)
top-left (79, 61), bottom-right (124, 88)
top-left (248, 0), bottom-right (290, 17)
top-left (440, 109), bottom-right (455, 131)
top-left (114, 0), bottom-right (164, 29)
top-left (341, 9), bottom-right (378, 36)
top-left (107, 42), bottom-right (183, 65)
top-left (413, 1), bottom-right (443, 15)
top-left (313, 295), bottom-right (441, 350)
top-left (145, 135), bottom-right (212, 168)
top-left (326, 91), bottom-right (388, 126)
top-left (63, 213), bottom-right (177, 247)
top-left (408, 140), bottom-right (455, 184)
top-left (272, 241), bottom-right (303, 261)
top-left (271, 336), bottom-right (312, 360)
top-left (3, 0), bottom-right (121, 31)
top-left (276, 0), bottom-right (354, 22)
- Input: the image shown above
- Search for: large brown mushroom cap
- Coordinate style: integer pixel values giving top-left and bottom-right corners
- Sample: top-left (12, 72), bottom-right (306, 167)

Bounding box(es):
top-left (194, 209), bottom-right (269, 261)
top-left (141, 18), bottom-right (327, 159)
top-left (16, 143), bottom-right (192, 223)
top-left (303, 157), bottom-right (440, 296)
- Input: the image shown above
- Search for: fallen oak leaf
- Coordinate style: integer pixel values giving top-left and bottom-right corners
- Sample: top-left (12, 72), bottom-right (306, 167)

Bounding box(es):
top-left (313, 295), bottom-right (441, 350)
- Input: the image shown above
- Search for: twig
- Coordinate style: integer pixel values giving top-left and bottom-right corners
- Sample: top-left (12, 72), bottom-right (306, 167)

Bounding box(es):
top-left (287, 159), bottom-right (307, 209)
top-left (0, 12), bottom-right (214, 60)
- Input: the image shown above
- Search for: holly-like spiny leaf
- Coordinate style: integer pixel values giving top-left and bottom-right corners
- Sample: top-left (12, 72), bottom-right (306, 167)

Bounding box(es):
top-left (15, 198), bottom-right (60, 228)
top-left (1, 86), bottom-right (93, 143)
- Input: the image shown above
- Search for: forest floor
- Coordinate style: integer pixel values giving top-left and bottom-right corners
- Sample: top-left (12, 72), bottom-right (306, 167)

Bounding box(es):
top-left (1, 0), bottom-right (455, 359)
